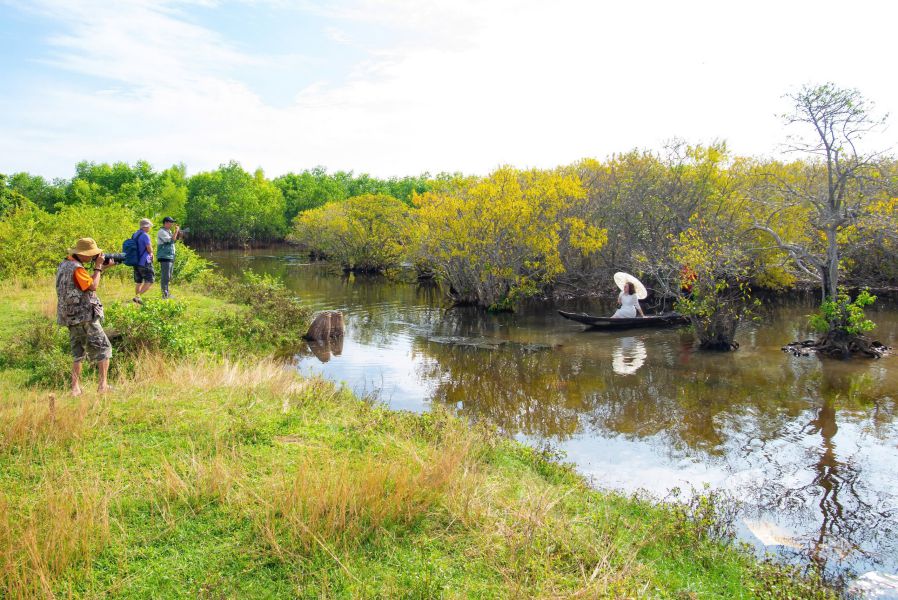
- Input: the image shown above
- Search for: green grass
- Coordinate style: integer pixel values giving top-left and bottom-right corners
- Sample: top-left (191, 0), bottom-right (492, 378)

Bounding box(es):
top-left (0, 277), bottom-right (835, 598)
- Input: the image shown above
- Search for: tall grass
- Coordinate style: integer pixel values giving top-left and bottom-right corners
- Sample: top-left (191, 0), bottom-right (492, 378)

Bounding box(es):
top-left (255, 436), bottom-right (471, 560)
top-left (0, 472), bottom-right (110, 599)
top-left (0, 349), bottom-right (837, 598)
top-left (0, 391), bottom-right (97, 453)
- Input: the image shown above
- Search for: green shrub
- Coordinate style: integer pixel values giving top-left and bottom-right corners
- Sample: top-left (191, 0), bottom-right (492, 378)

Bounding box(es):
top-left (0, 202), bottom-right (136, 280)
top-left (203, 271), bottom-right (311, 353)
top-left (105, 299), bottom-right (200, 356)
top-left (809, 288), bottom-right (876, 335)
top-left (186, 162), bottom-right (288, 245)
top-left (665, 484), bottom-right (738, 546)
top-left (0, 199), bottom-right (208, 283)
top-left (172, 245), bottom-right (210, 282)
top-left (0, 317), bottom-right (71, 386)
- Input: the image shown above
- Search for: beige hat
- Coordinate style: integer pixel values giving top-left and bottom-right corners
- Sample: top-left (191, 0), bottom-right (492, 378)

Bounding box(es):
top-left (69, 238), bottom-right (103, 257)
top-left (139, 218), bottom-right (153, 228)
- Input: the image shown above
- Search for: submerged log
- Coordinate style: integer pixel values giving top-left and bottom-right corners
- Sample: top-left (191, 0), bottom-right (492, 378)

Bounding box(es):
top-left (304, 310), bottom-right (345, 342)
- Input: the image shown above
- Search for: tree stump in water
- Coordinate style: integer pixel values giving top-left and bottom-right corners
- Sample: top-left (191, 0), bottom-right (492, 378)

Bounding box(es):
top-left (814, 331), bottom-right (889, 358)
top-left (304, 311), bottom-right (345, 342)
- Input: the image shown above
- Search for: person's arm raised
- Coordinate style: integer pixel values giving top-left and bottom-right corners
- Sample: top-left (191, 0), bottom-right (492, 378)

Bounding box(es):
top-left (89, 253), bottom-right (105, 291)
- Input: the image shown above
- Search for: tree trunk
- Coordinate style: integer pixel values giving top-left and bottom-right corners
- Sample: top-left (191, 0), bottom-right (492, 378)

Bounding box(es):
top-left (692, 313), bottom-right (740, 351)
top-left (823, 226), bottom-right (839, 301)
top-left (304, 311), bottom-right (345, 341)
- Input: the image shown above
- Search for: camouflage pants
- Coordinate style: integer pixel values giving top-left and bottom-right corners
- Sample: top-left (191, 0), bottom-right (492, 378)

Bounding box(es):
top-left (68, 320), bottom-right (112, 363)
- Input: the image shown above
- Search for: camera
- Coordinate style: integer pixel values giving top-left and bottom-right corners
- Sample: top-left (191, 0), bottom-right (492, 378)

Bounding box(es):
top-left (103, 252), bottom-right (126, 265)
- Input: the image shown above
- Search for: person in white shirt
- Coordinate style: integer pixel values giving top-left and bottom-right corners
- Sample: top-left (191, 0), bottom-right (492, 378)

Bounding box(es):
top-left (611, 281), bottom-right (645, 318)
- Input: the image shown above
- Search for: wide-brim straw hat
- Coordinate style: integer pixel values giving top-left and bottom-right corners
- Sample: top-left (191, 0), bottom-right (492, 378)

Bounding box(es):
top-left (69, 237), bottom-right (103, 257)
top-left (613, 271), bottom-right (648, 299)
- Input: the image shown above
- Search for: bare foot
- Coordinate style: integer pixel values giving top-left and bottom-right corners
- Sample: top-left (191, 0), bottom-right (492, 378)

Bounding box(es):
top-left (71, 387), bottom-right (83, 397)
top-left (98, 385), bottom-right (113, 394)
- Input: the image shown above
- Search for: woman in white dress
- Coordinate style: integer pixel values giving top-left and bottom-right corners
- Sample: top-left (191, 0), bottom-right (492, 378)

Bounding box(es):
top-left (612, 281), bottom-right (645, 318)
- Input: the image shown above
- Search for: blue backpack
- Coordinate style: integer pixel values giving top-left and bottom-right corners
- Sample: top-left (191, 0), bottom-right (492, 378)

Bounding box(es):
top-left (121, 231), bottom-right (142, 266)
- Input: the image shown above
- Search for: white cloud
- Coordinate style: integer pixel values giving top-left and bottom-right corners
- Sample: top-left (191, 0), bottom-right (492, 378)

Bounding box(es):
top-left (323, 26), bottom-right (351, 44)
top-left (3, 0), bottom-right (897, 178)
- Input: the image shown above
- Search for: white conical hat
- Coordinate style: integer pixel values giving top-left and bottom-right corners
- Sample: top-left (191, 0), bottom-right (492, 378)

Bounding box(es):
top-left (613, 272), bottom-right (648, 300)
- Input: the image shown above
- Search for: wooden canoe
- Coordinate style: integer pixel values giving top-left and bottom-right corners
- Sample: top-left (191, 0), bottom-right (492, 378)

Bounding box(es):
top-left (558, 310), bottom-right (689, 330)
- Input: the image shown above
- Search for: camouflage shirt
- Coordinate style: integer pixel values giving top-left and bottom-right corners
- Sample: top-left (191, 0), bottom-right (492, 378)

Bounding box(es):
top-left (56, 258), bottom-right (104, 326)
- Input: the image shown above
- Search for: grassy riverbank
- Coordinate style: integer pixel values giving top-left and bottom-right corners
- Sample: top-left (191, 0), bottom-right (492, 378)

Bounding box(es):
top-left (0, 278), bottom-right (834, 598)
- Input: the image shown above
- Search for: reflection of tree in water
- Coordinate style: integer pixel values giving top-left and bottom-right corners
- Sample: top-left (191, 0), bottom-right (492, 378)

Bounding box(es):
top-left (416, 324), bottom-right (898, 576)
top-left (333, 276), bottom-right (447, 347)
top-left (579, 353), bottom-right (817, 456)
top-left (414, 339), bottom-right (605, 438)
top-left (416, 321), bottom-right (817, 452)
top-left (745, 366), bottom-right (898, 581)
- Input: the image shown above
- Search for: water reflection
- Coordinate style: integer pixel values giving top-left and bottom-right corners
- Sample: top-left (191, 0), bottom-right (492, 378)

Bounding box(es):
top-left (205, 248), bottom-right (898, 578)
top-left (305, 337), bottom-right (344, 362)
top-left (740, 367), bottom-right (898, 581)
top-left (611, 336), bottom-right (647, 375)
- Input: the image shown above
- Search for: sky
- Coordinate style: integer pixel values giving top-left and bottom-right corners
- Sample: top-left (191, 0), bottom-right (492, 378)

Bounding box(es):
top-left (1, 0), bottom-right (897, 179)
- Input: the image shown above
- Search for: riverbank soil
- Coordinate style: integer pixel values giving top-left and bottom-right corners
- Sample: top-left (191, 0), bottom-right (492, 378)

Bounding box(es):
top-left (0, 278), bottom-right (835, 598)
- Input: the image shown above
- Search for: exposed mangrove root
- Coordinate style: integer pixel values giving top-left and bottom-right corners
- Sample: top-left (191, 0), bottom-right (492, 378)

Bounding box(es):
top-left (782, 335), bottom-right (892, 359)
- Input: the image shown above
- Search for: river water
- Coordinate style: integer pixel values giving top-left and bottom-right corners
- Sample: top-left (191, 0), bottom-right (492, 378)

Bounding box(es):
top-left (207, 248), bottom-right (898, 581)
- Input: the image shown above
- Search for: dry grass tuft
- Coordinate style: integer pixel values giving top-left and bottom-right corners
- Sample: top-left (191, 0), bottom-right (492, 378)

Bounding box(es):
top-left (0, 391), bottom-right (95, 453)
top-left (0, 472), bottom-right (110, 599)
top-left (255, 434), bottom-right (472, 563)
top-left (156, 450), bottom-right (245, 508)
top-left (443, 470), bottom-right (652, 598)
top-left (39, 297), bottom-right (56, 321)
top-left (128, 354), bottom-right (313, 399)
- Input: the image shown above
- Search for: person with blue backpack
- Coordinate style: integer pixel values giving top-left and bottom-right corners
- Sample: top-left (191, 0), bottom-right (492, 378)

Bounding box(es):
top-left (126, 218), bottom-right (155, 304)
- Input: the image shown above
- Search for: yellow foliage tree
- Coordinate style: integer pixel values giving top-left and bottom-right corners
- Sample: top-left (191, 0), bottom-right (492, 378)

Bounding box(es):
top-left (290, 194), bottom-right (411, 272)
top-left (413, 167), bottom-right (606, 310)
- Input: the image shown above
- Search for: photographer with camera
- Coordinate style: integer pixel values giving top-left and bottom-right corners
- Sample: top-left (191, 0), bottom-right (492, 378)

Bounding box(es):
top-left (56, 238), bottom-right (117, 396)
top-left (156, 216), bottom-right (183, 299)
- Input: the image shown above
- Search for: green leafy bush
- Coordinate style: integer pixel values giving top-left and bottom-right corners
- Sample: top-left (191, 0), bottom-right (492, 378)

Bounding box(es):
top-left (0, 201), bottom-right (136, 279)
top-left (186, 162), bottom-right (287, 245)
top-left (665, 484), bottom-right (739, 546)
top-left (0, 317), bottom-right (71, 386)
top-left (0, 200), bottom-right (209, 282)
top-left (105, 299), bottom-right (200, 356)
top-left (809, 288), bottom-right (876, 335)
top-left (172, 245), bottom-right (211, 282)
top-left (203, 271), bottom-right (311, 353)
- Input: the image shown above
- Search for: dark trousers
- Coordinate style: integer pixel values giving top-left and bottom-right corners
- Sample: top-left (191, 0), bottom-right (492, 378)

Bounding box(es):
top-left (159, 259), bottom-right (174, 297)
